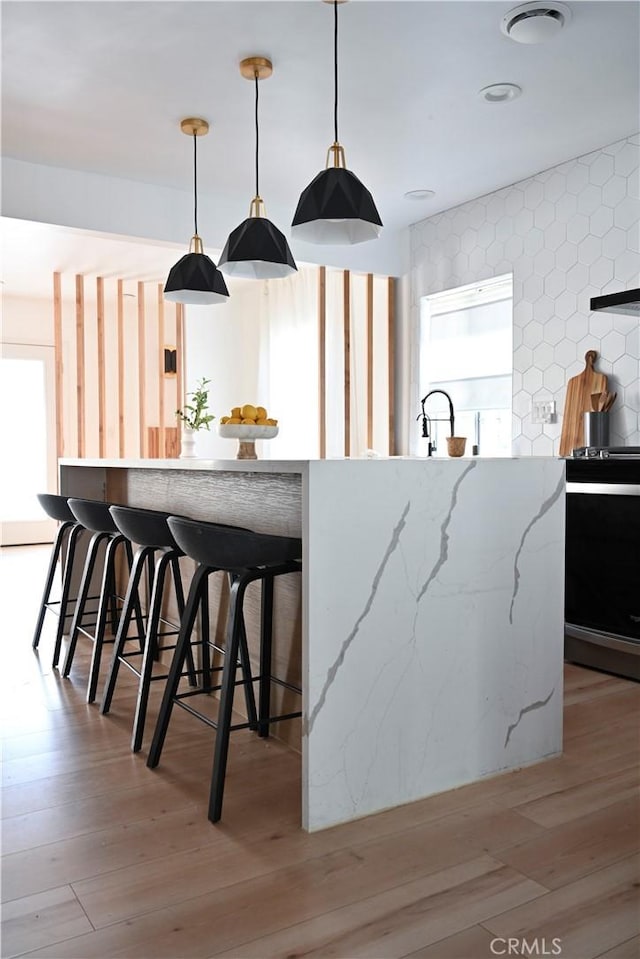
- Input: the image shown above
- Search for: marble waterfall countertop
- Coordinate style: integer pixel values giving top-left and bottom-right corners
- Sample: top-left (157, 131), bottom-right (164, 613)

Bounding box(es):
top-left (60, 456), bottom-right (566, 831)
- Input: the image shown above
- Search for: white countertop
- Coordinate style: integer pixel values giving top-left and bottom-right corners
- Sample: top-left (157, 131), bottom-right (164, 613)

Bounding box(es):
top-left (59, 456), bottom-right (563, 473)
top-left (59, 457), bottom-right (309, 474)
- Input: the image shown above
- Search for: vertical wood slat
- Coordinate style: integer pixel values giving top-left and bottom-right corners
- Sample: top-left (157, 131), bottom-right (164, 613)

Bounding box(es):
top-left (53, 272), bottom-right (64, 462)
top-left (75, 275), bottom-right (85, 457)
top-left (137, 282), bottom-right (146, 458)
top-left (318, 267), bottom-right (326, 459)
top-left (157, 284), bottom-right (165, 458)
top-left (388, 276), bottom-right (396, 456)
top-left (366, 273), bottom-right (374, 450)
top-left (96, 277), bottom-right (106, 457)
top-left (117, 280), bottom-right (126, 458)
top-left (343, 270), bottom-right (351, 458)
top-left (176, 303), bottom-right (184, 445)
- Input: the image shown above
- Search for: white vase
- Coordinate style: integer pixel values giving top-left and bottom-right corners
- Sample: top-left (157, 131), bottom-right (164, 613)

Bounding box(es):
top-left (179, 427), bottom-right (198, 459)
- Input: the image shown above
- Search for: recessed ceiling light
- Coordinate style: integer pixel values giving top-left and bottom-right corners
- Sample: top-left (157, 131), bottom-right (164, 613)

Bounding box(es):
top-left (404, 189), bottom-right (436, 201)
top-left (479, 83), bottom-right (522, 103)
top-left (501, 2), bottom-right (571, 44)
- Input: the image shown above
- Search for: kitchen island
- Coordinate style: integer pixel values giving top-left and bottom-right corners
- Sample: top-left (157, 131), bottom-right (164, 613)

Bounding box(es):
top-left (60, 456), bottom-right (565, 831)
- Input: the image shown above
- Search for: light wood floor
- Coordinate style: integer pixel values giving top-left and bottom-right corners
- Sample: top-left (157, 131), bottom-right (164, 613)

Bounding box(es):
top-left (1, 545), bottom-right (639, 959)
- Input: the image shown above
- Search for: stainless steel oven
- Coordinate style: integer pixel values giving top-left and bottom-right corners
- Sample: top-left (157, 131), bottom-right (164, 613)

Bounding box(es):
top-left (565, 455), bottom-right (640, 681)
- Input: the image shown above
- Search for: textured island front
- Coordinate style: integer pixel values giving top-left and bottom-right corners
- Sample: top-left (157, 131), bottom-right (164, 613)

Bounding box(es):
top-left (60, 456), bottom-right (565, 832)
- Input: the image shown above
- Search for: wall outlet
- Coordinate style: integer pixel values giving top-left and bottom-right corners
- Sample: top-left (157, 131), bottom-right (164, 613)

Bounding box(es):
top-left (532, 399), bottom-right (557, 424)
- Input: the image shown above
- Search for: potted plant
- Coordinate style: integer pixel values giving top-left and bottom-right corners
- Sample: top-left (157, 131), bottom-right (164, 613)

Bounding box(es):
top-left (176, 377), bottom-right (215, 458)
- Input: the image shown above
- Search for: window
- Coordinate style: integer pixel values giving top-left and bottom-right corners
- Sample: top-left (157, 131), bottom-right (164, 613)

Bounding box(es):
top-left (419, 274), bottom-right (513, 457)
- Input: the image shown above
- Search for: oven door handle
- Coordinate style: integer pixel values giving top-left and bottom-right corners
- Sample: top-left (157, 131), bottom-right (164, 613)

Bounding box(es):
top-left (566, 482), bottom-right (640, 496)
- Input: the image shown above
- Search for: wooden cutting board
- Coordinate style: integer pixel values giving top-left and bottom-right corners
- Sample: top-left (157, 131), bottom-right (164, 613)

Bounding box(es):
top-left (559, 350), bottom-right (608, 456)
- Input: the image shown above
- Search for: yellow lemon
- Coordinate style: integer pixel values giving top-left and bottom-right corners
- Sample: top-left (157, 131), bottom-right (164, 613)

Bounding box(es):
top-left (241, 417), bottom-right (256, 425)
top-left (231, 406), bottom-right (241, 418)
top-left (266, 417), bottom-right (278, 426)
top-left (220, 415), bottom-right (229, 424)
top-left (256, 418), bottom-right (268, 426)
top-left (227, 416), bottom-right (242, 424)
top-left (241, 404), bottom-right (258, 420)
top-left (256, 406), bottom-right (267, 419)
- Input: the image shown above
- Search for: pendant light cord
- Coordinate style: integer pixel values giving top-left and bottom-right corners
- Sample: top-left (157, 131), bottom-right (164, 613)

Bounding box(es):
top-left (255, 73), bottom-right (260, 198)
top-left (333, 0), bottom-right (339, 144)
top-left (192, 131), bottom-right (199, 236)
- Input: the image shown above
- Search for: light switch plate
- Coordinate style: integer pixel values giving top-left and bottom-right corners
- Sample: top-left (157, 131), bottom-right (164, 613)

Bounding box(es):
top-left (532, 399), bottom-right (557, 424)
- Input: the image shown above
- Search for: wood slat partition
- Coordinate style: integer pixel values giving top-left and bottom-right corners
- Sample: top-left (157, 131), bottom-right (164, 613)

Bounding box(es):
top-left (147, 427), bottom-right (179, 458)
top-left (366, 273), bottom-right (374, 450)
top-left (75, 275), bottom-right (85, 456)
top-left (343, 270), bottom-right (351, 458)
top-left (53, 272), bottom-right (64, 461)
top-left (96, 277), bottom-right (106, 457)
top-left (319, 267), bottom-right (395, 459)
top-left (117, 280), bottom-right (125, 458)
top-left (388, 277), bottom-right (396, 455)
top-left (157, 284), bottom-right (165, 458)
top-left (137, 282), bottom-right (146, 457)
top-left (318, 266), bottom-right (326, 459)
top-left (53, 268), bottom-right (395, 464)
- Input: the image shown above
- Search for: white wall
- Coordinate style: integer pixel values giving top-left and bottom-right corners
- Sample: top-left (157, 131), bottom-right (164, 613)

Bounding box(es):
top-left (2, 294), bottom-right (53, 347)
top-left (408, 135), bottom-right (640, 455)
top-left (183, 280), bottom-right (267, 460)
top-left (2, 157), bottom-right (408, 278)
top-left (2, 282), bottom-right (178, 460)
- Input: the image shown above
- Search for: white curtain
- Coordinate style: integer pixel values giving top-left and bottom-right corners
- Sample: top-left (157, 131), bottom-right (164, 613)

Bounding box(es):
top-left (256, 266), bottom-right (319, 459)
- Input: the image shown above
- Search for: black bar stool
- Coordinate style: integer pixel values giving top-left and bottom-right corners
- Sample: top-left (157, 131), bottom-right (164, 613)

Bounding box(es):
top-left (32, 493), bottom-right (86, 668)
top-left (61, 498), bottom-right (143, 704)
top-left (100, 505), bottom-right (200, 752)
top-left (147, 516), bottom-right (302, 823)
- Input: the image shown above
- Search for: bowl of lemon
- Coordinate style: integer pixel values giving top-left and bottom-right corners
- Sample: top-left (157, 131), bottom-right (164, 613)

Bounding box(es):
top-left (218, 404), bottom-right (279, 459)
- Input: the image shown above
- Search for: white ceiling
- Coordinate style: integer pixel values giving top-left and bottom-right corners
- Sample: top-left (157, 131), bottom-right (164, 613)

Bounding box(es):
top-left (1, 0), bottom-right (639, 290)
top-left (0, 218), bottom-right (184, 299)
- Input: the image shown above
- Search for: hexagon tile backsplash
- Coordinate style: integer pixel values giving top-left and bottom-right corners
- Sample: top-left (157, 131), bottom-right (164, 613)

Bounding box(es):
top-left (410, 134), bottom-right (640, 456)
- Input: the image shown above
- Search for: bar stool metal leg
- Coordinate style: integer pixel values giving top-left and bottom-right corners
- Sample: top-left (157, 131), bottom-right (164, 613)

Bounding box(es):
top-left (86, 533), bottom-right (127, 704)
top-left (62, 530), bottom-right (111, 678)
top-left (131, 550), bottom-right (176, 752)
top-left (100, 545), bottom-right (152, 715)
top-left (209, 574), bottom-right (249, 823)
top-left (32, 519), bottom-right (75, 650)
top-left (147, 564), bottom-right (210, 768)
top-left (51, 523), bottom-right (85, 668)
top-left (258, 573), bottom-right (275, 738)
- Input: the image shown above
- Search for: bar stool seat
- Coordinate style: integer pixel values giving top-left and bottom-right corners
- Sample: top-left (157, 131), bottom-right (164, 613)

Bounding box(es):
top-left (32, 494), bottom-right (86, 668)
top-left (61, 498), bottom-right (143, 704)
top-left (100, 505), bottom-right (199, 752)
top-left (147, 516), bottom-right (302, 823)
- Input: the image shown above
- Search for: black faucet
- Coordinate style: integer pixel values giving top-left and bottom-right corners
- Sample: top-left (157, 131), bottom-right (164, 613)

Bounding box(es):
top-left (417, 390), bottom-right (456, 457)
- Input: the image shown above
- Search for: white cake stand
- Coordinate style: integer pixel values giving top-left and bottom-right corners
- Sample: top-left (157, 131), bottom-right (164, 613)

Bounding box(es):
top-left (217, 424), bottom-right (279, 460)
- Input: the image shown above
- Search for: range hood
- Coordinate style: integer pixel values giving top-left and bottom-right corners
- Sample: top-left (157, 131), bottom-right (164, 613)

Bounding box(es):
top-left (590, 288), bottom-right (640, 316)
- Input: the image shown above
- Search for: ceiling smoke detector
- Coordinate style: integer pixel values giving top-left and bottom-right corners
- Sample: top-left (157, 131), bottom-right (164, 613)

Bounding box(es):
top-left (501, 2), bottom-right (571, 44)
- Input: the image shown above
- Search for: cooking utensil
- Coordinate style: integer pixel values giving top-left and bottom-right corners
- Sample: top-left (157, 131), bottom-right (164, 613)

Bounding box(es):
top-left (591, 392), bottom-right (602, 411)
top-left (560, 350), bottom-right (608, 456)
top-left (603, 391), bottom-right (617, 412)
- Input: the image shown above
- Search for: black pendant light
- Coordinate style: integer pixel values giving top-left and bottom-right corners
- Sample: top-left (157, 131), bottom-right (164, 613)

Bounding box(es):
top-left (164, 118), bottom-right (229, 305)
top-left (292, 0), bottom-right (382, 245)
top-left (219, 57), bottom-right (297, 280)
